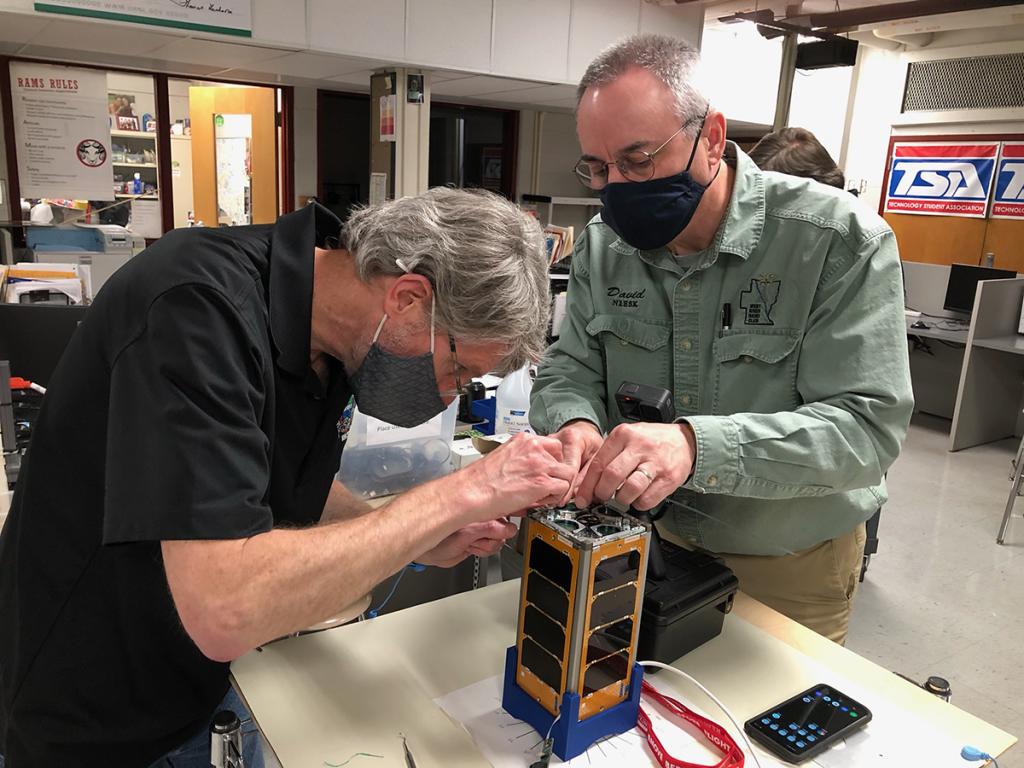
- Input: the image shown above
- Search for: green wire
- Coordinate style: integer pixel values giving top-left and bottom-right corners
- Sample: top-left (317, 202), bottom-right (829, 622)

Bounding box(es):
top-left (323, 753), bottom-right (384, 767)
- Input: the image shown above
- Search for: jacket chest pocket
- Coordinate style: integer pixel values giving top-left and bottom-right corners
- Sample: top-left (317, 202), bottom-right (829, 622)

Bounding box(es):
top-left (712, 329), bottom-right (802, 415)
top-left (585, 314), bottom-right (671, 404)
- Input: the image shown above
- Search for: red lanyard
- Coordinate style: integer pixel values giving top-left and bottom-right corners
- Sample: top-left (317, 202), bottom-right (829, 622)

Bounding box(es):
top-left (638, 680), bottom-right (746, 768)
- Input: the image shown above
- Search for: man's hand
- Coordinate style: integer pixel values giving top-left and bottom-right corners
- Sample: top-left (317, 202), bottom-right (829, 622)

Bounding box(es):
top-left (455, 433), bottom-right (575, 520)
top-left (574, 422), bottom-right (697, 510)
top-left (550, 420), bottom-right (604, 504)
top-left (417, 518), bottom-right (518, 568)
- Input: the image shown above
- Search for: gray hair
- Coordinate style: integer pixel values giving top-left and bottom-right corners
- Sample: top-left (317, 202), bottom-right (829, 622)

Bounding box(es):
top-left (341, 187), bottom-right (550, 374)
top-left (577, 34), bottom-right (708, 136)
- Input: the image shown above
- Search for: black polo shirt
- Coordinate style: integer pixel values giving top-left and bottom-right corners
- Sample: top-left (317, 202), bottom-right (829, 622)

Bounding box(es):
top-left (0, 204), bottom-right (351, 766)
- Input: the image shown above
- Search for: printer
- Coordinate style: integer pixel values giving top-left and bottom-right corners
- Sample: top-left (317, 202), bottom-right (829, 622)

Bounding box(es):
top-left (26, 224), bottom-right (146, 298)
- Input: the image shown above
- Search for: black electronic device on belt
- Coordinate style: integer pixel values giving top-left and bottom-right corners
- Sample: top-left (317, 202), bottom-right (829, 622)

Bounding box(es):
top-left (615, 380), bottom-right (739, 666)
top-left (615, 382), bottom-right (676, 424)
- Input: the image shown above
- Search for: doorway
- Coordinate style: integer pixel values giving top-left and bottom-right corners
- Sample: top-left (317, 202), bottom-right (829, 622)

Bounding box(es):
top-left (317, 90), bottom-right (371, 222)
top-left (167, 79), bottom-right (281, 229)
top-left (429, 103), bottom-right (518, 201)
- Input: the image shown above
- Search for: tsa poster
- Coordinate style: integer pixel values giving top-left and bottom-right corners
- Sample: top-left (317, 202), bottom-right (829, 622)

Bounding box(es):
top-left (884, 141), bottom-right (998, 218)
top-left (991, 142), bottom-right (1024, 220)
top-left (10, 62), bottom-right (114, 201)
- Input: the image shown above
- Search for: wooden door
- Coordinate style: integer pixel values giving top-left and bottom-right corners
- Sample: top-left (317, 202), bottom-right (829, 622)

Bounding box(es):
top-left (885, 214), bottom-right (988, 266)
top-left (189, 86), bottom-right (277, 226)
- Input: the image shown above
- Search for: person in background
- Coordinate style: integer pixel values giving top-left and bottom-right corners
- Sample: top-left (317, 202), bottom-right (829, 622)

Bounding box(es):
top-left (748, 126), bottom-right (845, 190)
top-left (530, 34), bottom-right (913, 646)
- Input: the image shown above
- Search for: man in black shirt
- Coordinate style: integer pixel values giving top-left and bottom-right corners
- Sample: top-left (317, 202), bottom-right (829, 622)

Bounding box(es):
top-left (0, 188), bottom-right (569, 766)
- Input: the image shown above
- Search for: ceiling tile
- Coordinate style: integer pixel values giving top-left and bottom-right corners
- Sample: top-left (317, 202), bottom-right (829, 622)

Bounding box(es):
top-left (260, 51), bottom-right (382, 79)
top-left (12, 44), bottom-right (220, 77)
top-left (147, 37), bottom-right (291, 70)
top-left (32, 17), bottom-right (179, 57)
top-left (430, 71), bottom-right (479, 83)
top-left (532, 97), bottom-right (579, 110)
top-left (477, 83), bottom-right (576, 103)
top-left (326, 70), bottom-right (376, 89)
top-left (0, 12), bottom-right (50, 46)
top-left (430, 75), bottom-right (547, 98)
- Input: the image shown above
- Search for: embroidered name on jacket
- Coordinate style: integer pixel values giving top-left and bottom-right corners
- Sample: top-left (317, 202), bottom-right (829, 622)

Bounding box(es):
top-left (740, 274), bottom-right (781, 326)
top-left (607, 286), bottom-right (646, 308)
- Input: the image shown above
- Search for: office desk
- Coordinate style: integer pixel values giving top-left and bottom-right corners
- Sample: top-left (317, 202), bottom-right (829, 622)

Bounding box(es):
top-left (902, 263), bottom-right (1024, 448)
top-left (972, 334), bottom-right (1024, 354)
top-left (906, 316), bottom-right (970, 344)
top-left (906, 317), bottom-right (969, 420)
top-left (231, 581), bottom-right (1015, 767)
top-left (951, 278), bottom-right (1024, 450)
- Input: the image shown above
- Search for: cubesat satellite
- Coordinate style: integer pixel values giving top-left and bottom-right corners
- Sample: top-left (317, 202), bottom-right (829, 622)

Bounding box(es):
top-left (502, 505), bottom-right (651, 761)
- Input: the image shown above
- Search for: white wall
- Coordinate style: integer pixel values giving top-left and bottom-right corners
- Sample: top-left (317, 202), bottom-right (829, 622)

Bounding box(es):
top-left (535, 112), bottom-right (586, 198)
top-left (167, 78), bottom-right (191, 125)
top-left (0, 0), bottom-right (703, 214)
top-left (513, 109), bottom-right (598, 234)
top-left (515, 109), bottom-right (589, 198)
top-left (842, 45), bottom-right (905, 209)
top-left (516, 109), bottom-right (538, 198)
top-left (789, 66), bottom-right (854, 165)
top-left (842, 39), bottom-right (1024, 212)
top-left (0, 0), bottom-right (703, 86)
top-left (701, 24), bottom-right (782, 127)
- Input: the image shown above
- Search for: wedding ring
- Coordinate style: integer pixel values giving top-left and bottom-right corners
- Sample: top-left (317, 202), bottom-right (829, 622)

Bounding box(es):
top-left (634, 467), bottom-right (654, 483)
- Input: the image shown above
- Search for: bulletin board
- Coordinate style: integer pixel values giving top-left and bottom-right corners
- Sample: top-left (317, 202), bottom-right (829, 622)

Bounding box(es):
top-left (879, 133), bottom-right (1024, 272)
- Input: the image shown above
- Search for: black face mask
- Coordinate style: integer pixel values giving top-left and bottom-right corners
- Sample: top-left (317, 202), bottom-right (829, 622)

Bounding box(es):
top-left (349, 294), bottom-right (447, 429)
top-left (598, 116), bottom-right (715, 251)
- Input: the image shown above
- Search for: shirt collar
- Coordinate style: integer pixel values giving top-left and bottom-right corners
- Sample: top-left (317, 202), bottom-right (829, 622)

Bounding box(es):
top-left (606, 141), bottom-right (765, 268)
top-left (715, 141), bottom-right (765, 260)
top-left (269, 202), bottom-right (343, 377)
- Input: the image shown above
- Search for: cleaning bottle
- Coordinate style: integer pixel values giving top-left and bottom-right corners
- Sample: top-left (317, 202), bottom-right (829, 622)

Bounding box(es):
top-left (495, 365), bottom-right (534, 435)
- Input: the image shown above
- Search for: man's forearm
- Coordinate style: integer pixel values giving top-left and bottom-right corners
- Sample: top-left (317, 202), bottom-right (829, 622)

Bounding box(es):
top-left (163, 472), bottom-right (478, 661)
top-left (320, 480), bottom-right (374, 523)
top-left (163, 432), bottom-right (575, 662)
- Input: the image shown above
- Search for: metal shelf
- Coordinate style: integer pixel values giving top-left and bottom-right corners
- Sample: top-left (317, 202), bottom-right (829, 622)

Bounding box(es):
top-left (110, 130), bottom-right (157, 139)
top-left (521, 194), bottom-right (601, 226)
top-left (521, 194), bottom-right (601, 206)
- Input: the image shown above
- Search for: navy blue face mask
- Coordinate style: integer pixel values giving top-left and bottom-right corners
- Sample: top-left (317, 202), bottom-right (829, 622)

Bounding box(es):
top-left (598, 118), bottom-right (716, 252)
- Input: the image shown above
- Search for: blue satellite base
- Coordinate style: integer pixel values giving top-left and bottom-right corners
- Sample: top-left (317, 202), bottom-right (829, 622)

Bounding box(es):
top-left (501, 645), bottom-right (644, 761)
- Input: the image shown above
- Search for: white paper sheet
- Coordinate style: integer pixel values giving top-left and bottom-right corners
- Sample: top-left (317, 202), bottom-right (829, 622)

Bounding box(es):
top-left (129, 198), bottom-right (162, 240)
top-left (434, 675), bottom-right (783, 768)
top-left (434, 675), bottom-right (972, 768)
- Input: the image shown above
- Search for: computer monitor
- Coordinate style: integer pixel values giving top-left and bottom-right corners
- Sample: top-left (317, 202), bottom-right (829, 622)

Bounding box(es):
top-left (943, 264), bottom-right (1016, 316)
top-left (0, 304), bottom-right (88, 385)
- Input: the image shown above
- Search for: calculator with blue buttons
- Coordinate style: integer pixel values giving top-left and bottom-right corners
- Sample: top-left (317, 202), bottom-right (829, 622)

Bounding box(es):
top-left (744, 684), bottom-right (872, 763)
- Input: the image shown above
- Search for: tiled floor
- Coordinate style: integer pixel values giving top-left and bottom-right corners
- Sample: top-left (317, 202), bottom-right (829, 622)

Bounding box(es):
top-left (847, 413), bottom-right (1024, 767)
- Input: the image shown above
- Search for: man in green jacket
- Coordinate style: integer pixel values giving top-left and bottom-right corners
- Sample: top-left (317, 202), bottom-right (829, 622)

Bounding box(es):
top-left (530, 34), bottom-right (913, 644)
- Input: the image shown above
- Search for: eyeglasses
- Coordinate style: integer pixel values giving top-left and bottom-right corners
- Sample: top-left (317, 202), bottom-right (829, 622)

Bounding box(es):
top-left (448, 334), bottom-right (465, 397)
top-left (573, 107), bottom-right (709, 190)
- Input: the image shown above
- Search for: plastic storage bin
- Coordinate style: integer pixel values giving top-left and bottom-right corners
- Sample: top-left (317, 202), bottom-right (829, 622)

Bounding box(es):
top-left (337, 399), bottom-right (458, 498)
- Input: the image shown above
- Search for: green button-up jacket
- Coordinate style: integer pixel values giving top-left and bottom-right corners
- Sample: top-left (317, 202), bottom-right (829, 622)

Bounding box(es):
top-left (531, 143), bottom-right (914, 556)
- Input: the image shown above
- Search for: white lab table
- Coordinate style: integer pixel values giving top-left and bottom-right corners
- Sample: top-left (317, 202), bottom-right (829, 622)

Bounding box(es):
top-left (231, 581), bottom-right (1015, 767)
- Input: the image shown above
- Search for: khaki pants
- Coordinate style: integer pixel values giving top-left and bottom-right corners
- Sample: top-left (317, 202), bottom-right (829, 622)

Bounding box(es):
top-left (660, 523), bottom-right (867, 645)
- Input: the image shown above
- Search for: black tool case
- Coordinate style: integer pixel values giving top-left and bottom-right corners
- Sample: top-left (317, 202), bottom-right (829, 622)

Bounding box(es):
top-left (637, 540), bottom-right (739, 663)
